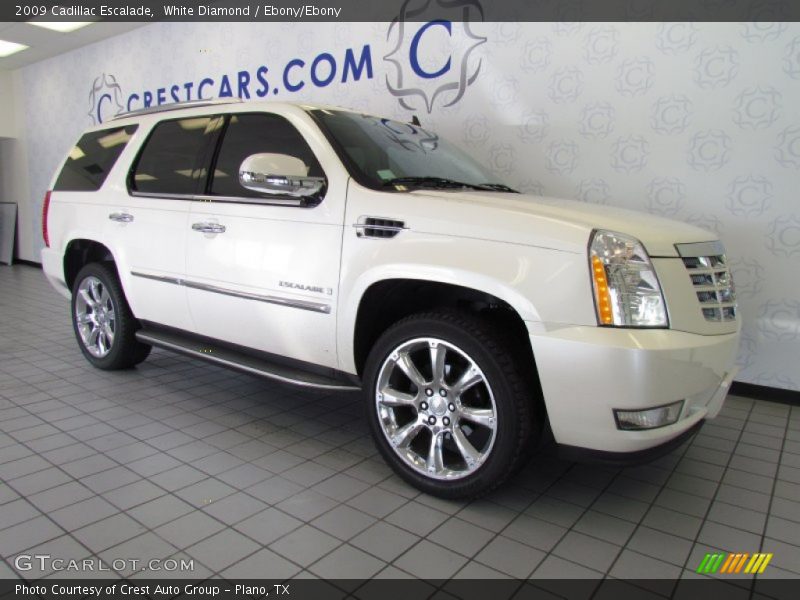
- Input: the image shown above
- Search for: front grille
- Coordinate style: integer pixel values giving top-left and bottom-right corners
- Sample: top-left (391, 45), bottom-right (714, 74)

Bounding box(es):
top-left (682, 254), bottom-right (737, 322)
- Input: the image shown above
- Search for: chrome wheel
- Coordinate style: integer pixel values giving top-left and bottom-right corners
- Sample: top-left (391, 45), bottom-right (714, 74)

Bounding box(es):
top-left (74, 275), bottom-right (116, 358)
top-left (375, 337), bottom-right (498, 480)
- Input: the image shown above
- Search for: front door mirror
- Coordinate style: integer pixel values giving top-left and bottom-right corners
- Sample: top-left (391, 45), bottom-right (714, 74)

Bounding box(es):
top-left (239, 153), bottom-right (325, 198)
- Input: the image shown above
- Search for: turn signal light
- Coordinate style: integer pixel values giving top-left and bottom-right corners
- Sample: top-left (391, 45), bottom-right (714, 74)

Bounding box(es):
top-left (591, 255), bottom-right (614, 325)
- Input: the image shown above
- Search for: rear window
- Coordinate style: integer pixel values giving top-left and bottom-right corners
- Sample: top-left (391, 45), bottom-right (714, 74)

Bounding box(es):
top-left (130, 116), bottom-right (224, 196)
top-left (54, 125), bottom-right (137, 192)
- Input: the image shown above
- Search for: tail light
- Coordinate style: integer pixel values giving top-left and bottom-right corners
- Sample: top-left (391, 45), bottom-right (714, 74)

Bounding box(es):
top-left (42, 190), bottom-right (52, 248)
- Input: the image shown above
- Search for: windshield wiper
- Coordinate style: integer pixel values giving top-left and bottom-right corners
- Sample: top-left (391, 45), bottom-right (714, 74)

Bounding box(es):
top-left (477, 183), bottom-right (519, 193)
top-left (382, 176), bottom-right (501, 192)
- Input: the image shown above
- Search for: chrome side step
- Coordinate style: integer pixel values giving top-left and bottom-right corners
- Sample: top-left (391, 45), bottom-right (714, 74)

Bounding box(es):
top-left (135, 329), bottom-right (360, 392)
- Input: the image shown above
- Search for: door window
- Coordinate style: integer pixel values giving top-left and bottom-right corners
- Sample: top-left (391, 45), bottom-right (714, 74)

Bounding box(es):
top-left (131, 116), bottom-right (224, 195)
top-left (210, 113), bottom-right (324, 199)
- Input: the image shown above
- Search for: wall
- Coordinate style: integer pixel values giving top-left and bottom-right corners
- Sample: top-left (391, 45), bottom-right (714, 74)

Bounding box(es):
top-left (10, 20), bottom-right (800, 390)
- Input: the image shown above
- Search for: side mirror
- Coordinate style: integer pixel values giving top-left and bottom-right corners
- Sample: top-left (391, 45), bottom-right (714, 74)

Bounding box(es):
top-left (239, 153), bottom-right (325, 198)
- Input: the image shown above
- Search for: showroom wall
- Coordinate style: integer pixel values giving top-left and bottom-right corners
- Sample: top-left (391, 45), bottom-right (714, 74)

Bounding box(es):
top-left (8, 20), bottom-right (800, 390)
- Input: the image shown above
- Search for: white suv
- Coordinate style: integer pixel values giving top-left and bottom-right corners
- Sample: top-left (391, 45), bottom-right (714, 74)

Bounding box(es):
top-left (41, 100), bottom-right (739, 498)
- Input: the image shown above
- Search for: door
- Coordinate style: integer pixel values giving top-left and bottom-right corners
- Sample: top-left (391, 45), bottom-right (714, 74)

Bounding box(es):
top-left (185, 111), bottom-right (346, 369)
top-left (113, 114), bottom-right (224, 331)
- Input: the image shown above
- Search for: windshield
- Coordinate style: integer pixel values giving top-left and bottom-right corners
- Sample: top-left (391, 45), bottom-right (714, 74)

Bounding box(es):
top-left (311, 109), bottom-right (510, 191)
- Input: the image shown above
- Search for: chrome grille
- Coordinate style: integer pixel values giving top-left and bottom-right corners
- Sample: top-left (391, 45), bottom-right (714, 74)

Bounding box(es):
top-left (681, 254), bottom-right (737, 322)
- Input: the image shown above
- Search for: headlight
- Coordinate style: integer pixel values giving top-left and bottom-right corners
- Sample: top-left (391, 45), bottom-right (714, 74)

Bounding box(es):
top-left (589, 230), bottom-right (668, 327)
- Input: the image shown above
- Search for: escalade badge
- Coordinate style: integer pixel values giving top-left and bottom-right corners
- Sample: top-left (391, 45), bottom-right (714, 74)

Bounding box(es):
top-left (279, 281), bottom-right (333, 295)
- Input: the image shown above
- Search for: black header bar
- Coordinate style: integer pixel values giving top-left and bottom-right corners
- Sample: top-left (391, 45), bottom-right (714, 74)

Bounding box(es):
top-left (4, 0), bottom-right (800, 22)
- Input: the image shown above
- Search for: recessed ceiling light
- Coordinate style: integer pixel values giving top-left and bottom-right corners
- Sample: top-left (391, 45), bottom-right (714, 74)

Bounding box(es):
top-left (29, 21), bottom-right (93, 33)
top-left (0, 40), bottom-right (28, 58)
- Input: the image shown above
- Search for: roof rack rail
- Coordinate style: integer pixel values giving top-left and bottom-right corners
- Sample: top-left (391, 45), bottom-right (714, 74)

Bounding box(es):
top-left (112, 98), bottom-right (244, 120)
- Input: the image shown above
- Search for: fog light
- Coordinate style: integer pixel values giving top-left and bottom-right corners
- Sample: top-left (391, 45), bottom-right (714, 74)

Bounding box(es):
top-left (614, 400), bottom-right (684, 431)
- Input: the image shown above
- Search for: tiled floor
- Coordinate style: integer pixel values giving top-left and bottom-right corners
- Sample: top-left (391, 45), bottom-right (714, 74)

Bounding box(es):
top-left (2, 264), bottom-right (800, 590)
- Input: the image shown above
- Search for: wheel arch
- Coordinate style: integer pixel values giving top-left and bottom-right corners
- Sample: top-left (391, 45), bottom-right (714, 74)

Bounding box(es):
top-left (346, 272), bottom-right (541, 386)
top-left (63, 238), bottom-right (118, 291)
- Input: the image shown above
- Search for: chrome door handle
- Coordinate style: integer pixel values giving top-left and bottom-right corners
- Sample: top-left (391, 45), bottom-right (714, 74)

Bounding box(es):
top-left (192, 222), bottom-right (226, 234)
top-left (108, 212), bottom-right (134, 223)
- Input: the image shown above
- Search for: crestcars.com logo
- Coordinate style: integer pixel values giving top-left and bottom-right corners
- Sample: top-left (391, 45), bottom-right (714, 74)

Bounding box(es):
top-left (696, 552), bottom-right (773, 574)
top-left (88, 73), bottom-right (126, 124)
top-left (384, 0), bottom-right (487, 113)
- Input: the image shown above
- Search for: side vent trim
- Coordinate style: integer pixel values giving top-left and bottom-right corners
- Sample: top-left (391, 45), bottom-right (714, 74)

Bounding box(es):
top-left (353, 216), bottom-right (407, 239)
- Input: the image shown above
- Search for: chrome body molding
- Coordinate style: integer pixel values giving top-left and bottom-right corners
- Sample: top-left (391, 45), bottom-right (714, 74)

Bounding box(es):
top-left (674, 240), bottom-right (726, 258)
top-left (130, 271), bottom-right (331, 314)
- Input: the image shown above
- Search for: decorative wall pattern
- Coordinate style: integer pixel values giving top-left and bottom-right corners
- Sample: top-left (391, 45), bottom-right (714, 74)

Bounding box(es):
top-left (16, 21), bottom-right (800, 390)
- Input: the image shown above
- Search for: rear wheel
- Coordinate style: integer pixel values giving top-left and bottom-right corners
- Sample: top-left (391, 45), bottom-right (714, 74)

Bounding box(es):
top-left (363, 310), bottom-right (539, 498)
top-left (71, 263), bottom-right (151, 370)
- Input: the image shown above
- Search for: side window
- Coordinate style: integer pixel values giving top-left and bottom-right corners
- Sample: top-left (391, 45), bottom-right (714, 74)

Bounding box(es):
top-left (131, 116), bottom-right (223, 195)
top-left (210, 113), bottom-right (324, 198)
top-left (54, 125), bottom-right (137, 192)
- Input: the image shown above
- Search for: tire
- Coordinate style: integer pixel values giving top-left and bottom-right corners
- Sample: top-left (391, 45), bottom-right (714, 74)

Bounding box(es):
top-left (363, 309), bottom-right (540, 499)
top-left (71, 262), bottom-right (151, 370)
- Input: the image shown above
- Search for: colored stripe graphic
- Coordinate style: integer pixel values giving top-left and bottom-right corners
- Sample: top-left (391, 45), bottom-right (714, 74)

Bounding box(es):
top-left (697, 552), bottom-right (773, 574)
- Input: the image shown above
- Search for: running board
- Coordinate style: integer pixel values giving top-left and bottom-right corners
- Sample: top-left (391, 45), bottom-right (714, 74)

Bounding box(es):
top-left (135, 329), bottom-right (360, 392)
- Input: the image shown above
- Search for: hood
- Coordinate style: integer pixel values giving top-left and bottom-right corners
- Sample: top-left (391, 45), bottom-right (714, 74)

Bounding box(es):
top-left (405, 190), bottom-right (716, 257)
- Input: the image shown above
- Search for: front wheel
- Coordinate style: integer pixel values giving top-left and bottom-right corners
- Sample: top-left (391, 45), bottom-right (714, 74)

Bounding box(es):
top-left (71, 263), bottom-right (151, 370)
top-left (363, 310), bottom-right (539, 498)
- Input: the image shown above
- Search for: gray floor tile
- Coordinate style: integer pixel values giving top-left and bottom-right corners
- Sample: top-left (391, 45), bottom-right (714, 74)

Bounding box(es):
top-left (72, 513), bottom-right (147, 553)
top-left (184, 528), bottom-right (260, 572)
top-left (245, 475), bottom-right (304, 505)
top-left (530, 554), bottom-right (603, 579)
top-left (765, 515), bottom-right (800, 546)
top-left (0, 498), bottom-right (41, 530)
top-left (428, 516), bottom-right (495, 557)
top-left (626, 526), bottom-right (693, 566)
top-left (233, 507), bottom-right (303, 545)
top-left (641, 505), bottom-right (702, 540)
top-left (220, 548), bottom-right (301, 579)
top-left (707, 500), bottom-right (766, 534)
top-left (269, 525), bottom-right (342, 566)
top-left (573, 510), bottom-right (637, 546)
top-left (386, 501), bottom-right (450, 537)
top-left (394, 539), bottom-right (468, 579)
top-left (154, 511), bottom-right (226, 549)
top-left (346, 486), bottom-right (408, 518)
top-left (553, 531), bottom-right (621, 573)
top-left (103, 479), bottom-right (165, 511)
top-left (174, 478), bottom-right (237, 508)
top-left (309, 543), bottom-right (386, 579)
top-left (351, 521), bottom-right (420, 562)
top-left (698, 521), bottom-right (763, 552)
top-left (127, 495), bottom-right (195, 529)
top-left (202, 491), bottom-right (268, 525)
top-left (475, 535), bottom-right (545, 578)
top-left (502, 513), bottom-right (568, 552)
top-left (99, 532), bottom-right (178, 577)
top-left (275, 489), bottom-right (339, 521)
top-left (50, 496), bottom-right (119, 530)
top-left (310, 504), bottom-right (376, 541)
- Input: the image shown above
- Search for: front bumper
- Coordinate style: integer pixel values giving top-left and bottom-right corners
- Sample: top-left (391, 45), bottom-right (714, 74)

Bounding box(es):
top-left (528, 324), bottom-right (739, 456)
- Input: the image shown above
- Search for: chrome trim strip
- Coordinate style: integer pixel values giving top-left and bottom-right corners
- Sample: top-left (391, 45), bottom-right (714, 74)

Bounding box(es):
top-left (675, 240), bottom-right (726, 258)
top-left (130, 271), bottom-right (331, 314)
top-left (352, 224), bottom-right (407, 232)
top-left (129, 191), bottom-right (304, 207)
top-left (135, 333), bottom-right (358, 391)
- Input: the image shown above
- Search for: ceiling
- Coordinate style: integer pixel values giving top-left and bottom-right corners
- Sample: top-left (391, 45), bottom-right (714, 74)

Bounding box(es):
top-left (0, 21), bottom-right (146, 71)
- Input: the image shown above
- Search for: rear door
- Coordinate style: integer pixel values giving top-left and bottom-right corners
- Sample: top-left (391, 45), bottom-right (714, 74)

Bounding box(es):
top-left (184, 110), bottom-right (346, 369)
top-left (117, 115), bottom-right (224, 330)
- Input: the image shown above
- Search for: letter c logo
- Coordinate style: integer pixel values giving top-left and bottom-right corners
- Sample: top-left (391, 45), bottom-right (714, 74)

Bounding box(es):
top-left (410, 20), bottom-right (452, 79)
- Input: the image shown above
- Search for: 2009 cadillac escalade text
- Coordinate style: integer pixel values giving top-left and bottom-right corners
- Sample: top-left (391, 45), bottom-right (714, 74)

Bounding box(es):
top-left (41, 100), bottom-right (740, 498)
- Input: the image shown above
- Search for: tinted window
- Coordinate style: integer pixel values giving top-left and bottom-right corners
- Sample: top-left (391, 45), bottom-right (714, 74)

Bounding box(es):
top-left (54, 125), bottom-right (137, 192)
top-left (131, 116), bottom-right (223, 195)
top-left (312, 110), bottom-right (502, 190)
top-left (210, 113), bottom-right (323, 198)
